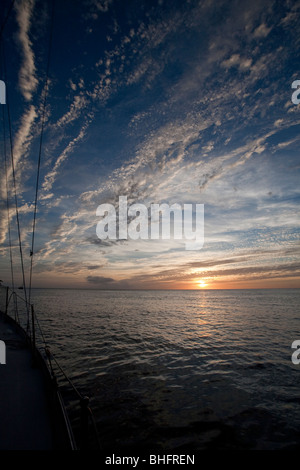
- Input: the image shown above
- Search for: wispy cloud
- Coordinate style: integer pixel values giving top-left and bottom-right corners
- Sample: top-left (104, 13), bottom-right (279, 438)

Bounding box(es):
top-left (41, 118), bottom-right (91, 194)
top-left (84, 0), bottom-right (114, 19)
top-left (253, 22), bottom-right (273, 38)
top-left (52, 93), bottom-right (88, 130)
top-left (221, 54), bottom-right (252, 71)
top-left (0, 104), bottom-right (38, 203)
top-left (14, 0), bottom-right (38, 101)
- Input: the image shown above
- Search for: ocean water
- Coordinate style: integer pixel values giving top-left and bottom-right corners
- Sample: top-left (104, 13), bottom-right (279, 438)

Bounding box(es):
top-left (3, 288), bottom-right (300, 451)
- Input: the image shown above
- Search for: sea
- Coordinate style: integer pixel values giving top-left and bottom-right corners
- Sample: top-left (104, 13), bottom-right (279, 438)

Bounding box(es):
top-left (2, 288), bottom-right (300, 452)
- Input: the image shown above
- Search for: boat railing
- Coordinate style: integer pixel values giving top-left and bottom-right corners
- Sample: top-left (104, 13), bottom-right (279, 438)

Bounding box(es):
top-left (0, 285), bottom-right (101, 450)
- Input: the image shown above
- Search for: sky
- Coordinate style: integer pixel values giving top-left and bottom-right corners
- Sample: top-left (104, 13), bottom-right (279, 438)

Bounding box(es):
top-left (0, 0), bottom-right (300, 290)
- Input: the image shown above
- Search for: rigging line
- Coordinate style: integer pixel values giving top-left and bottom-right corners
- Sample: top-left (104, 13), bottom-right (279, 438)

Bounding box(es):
top-left (2, 104), bottom-right (15, 294)
top-left (1, 44), bottom-right (29, 325)
top-left (50, 353), bottom-right (83, 401)
top-left (28, 0), bottom-right (55, 306)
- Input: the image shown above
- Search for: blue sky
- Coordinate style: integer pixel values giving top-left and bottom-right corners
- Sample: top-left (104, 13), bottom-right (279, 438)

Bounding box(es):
top-left (0, 0), bottom-right (300, 289)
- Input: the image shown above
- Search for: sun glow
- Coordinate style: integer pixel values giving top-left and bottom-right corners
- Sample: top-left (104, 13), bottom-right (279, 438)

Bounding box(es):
top-left (197, 280), bottom-right (207, 289)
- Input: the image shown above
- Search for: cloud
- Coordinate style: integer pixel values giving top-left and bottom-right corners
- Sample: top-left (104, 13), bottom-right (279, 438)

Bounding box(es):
top-left (124, 246), bottom-right (300, 286)
top-left (42, 120), bottom-right (90, 193)
top-left (52, 93), bottom-right (88, 129)
top-left (14, 0), bottom-right (38, 101)
top-left (253, 22), bottom-right (272, 38)
top-left (280, 3), bottom-right (300, 28)
top-left (0, 104), bottom-right (37, 205)
top-left (86, 275), bottom-right (115, 283)
top-left (221, 54), bottom-right (252, 71)
top-left (86, 275), bottom-right (132, 289)
top-left (0, 206), bottom-right (8, 244)
top-left (85, 0), bottom-right (114, 18)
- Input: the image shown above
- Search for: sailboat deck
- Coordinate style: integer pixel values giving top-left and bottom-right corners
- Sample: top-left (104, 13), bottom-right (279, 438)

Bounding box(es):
top-left (0, 313), bottom-right (55, 450)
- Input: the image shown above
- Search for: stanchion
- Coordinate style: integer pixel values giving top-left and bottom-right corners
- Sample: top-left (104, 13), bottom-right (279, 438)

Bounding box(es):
top-left (80, 395), bottom-right (90, 449)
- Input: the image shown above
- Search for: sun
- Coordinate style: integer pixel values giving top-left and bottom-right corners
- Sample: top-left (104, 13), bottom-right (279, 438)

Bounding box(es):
top-left (197, 280), bottom-right (207, 289)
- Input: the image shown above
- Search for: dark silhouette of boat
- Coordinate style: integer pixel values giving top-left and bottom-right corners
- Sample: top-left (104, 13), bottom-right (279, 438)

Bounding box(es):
top-left (0, 286), bottom-right (100, 450)
top-left (0, 297), bottom-right (77, 450)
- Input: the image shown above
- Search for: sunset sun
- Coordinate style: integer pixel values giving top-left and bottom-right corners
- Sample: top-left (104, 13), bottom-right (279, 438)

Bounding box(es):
top-left (198, 280), bottom-right (207, 289)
